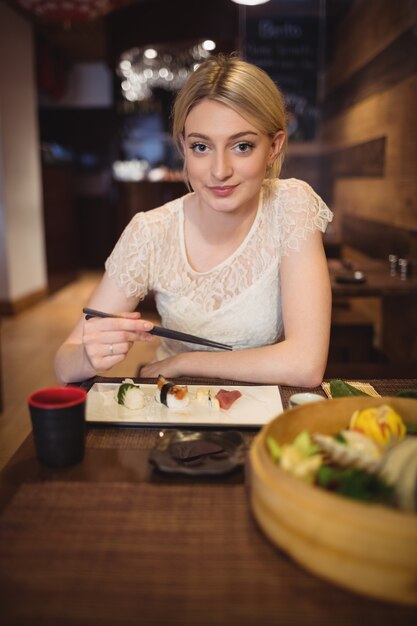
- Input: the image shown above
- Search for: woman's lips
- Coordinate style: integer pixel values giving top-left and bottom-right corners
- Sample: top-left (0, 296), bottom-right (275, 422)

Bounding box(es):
top-left (208, 185), bottom-right (238, 197)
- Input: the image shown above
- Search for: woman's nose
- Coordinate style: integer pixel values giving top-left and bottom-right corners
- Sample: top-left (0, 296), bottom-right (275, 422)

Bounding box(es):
top-left (211, 152), bottom-right (233, 180)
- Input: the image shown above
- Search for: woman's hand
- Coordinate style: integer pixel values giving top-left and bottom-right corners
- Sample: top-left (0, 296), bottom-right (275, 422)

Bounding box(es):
top-left (139, 355), bottom-right (183, 379)
top-left (82, 311), bottom-right (155, 373)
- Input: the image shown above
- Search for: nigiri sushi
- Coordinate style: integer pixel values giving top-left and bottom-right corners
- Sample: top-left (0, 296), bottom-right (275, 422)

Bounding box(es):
top-left (117, 380), bottom-right (145, 410)
top-left (155, 375), bottom-right (190, 409)
top-left (196, 388), bottom-right (220, 410)
top-left (215, 388), bottom-right (242, 410)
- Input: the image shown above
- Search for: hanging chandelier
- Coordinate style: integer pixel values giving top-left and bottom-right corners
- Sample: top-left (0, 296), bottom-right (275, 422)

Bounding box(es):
top-left (117, 40), bottom-right (216, 102)
top-left (14, 0), bottom-right (128, 23)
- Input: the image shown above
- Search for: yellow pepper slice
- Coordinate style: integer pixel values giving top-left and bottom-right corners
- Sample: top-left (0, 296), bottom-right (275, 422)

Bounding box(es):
top-left (349, 405), bottom-right (406, 447)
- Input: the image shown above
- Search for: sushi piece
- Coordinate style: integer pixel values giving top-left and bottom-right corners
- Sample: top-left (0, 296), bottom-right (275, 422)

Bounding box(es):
top-left (155, 375), bottom-right (190, 409)
top-left (196, 388), bottom-right (220, 410)
top-left (215, 389), bottom-right (242, 410)
top-left (117, 380), bottom-right (145, 410)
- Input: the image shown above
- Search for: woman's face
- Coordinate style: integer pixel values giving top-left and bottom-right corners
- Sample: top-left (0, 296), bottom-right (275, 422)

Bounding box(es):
top-left (181, 99), bottom-right (284, 216)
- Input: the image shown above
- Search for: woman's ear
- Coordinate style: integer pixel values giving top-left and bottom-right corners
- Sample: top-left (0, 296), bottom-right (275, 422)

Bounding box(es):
top-left (270, 130), bottom-right (286, 160)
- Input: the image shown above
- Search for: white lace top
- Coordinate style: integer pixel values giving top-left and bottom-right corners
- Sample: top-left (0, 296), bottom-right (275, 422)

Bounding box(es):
top-left (105, 178), bottom-right (333, 359)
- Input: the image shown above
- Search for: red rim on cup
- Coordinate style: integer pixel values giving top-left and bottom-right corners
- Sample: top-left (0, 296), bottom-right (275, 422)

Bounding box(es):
top-left (28, 387), bottom-right (87, 409)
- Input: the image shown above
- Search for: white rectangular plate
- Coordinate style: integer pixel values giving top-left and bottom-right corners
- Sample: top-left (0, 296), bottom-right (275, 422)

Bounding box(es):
top-left (86, 383), bottom-right (283, 428)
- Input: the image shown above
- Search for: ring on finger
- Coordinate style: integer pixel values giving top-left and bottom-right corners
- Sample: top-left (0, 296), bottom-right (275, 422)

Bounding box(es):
top-left (109, 343), bottom-right (114, 356)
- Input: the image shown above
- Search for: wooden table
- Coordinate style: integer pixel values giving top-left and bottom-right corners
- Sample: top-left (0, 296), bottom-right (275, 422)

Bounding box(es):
top-left (328, 258), bottom-right (417, 365)
top-left (1, 377), bottom-right (417, 626)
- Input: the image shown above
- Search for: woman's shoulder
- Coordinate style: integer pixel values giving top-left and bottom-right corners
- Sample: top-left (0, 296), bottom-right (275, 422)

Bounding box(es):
top-left (265, 177), bottom-right (322, 202)
top-left (262, 177), bottom-right (333, 237)
top-left (130, 194), bottom-right (187, 227)
top-left (119, 194), bottom-right (189, 243)
top-left (265, 177), bottom-right (330, 214)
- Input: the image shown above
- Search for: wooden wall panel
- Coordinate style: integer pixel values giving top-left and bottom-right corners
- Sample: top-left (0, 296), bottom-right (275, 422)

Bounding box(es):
top-left (333, 179), bottom-right (417, 230)
top-left (389, 77), bottom-right (417, 179)
top-left (328, 138), bottom-right (385, 178)
top-left (322, 75), bottom-right (417, 246)
top-left (322, 76), bottom-right (417, 227)
top-left (341, 216), bottom-right (417, 261)
top-left (321, 1), bottom-right (417, 269)
top-left (281, 155), bottom-right (322, 194)
top-left (324, 27), bottom-right (417, 119)
top-left (326, 0), bottom-right (417, 92)
top-left (322, 75), bottom-right (416, 155)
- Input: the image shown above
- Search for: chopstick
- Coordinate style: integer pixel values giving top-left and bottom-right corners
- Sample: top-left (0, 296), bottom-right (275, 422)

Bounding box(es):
top-left (82, 307), bottom-right (233, 351)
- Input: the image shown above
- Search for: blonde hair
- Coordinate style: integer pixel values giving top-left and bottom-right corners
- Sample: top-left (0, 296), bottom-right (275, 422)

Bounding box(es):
top-left (172, 54), bottom-right (287, 179)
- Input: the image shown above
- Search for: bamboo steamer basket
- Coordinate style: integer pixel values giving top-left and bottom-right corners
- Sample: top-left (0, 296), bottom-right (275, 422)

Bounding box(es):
top-left (248, 396), bottom-right (417, 605)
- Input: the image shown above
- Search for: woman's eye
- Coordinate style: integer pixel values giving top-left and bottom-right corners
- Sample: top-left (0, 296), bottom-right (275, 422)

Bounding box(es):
top-left (190, 143), bottom-right (208, 154)
top-left (235, 142), bottom-right (254, 153)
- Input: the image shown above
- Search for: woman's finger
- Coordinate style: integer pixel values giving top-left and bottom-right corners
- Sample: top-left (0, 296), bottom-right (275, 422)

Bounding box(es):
top-left (83, 323), bottom-right (156, 348)
top-left (102, 341), bottom-right (133, 358)
top-left (84, 315), bottom-right (153, 334)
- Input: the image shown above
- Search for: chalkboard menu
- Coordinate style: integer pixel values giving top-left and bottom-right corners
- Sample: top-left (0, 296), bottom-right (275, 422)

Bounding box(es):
top-left (245, 14), bottom-right (320, 141)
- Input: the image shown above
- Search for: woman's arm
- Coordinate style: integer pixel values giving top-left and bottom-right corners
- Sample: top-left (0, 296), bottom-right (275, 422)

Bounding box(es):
top-left (54, 272), bottom-right (156, 384)
top-left (140, 231), bottom-right (332, 386)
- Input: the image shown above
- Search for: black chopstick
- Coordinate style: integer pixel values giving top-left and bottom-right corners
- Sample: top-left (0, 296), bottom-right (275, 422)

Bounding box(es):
top-left (82, 308), bottom-right (233, 351)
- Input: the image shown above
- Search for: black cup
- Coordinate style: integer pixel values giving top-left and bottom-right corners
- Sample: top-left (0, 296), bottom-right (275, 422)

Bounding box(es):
top-left (28, 387), bottom-right (87, 467)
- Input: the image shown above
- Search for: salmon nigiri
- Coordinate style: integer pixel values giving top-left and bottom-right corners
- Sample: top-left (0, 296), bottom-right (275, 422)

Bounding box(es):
top-left (155, 375), bottom-right (190, 409)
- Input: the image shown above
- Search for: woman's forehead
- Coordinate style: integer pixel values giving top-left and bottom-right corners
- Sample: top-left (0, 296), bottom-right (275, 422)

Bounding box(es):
top-left (184, 99), bottom-right (262, 134)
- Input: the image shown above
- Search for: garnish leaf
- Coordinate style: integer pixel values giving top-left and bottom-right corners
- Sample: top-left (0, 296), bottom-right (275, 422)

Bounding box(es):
top-left (117, 382), bottom-right (137, 406)
top-left (317, 465), bottom-right (394, 504)
top-left (330, 379), bottom-right (370, 398)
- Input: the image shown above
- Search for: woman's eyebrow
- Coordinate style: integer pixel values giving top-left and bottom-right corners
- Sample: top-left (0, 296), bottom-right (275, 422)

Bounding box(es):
top-left (186, 131), bottom-right (259, 140)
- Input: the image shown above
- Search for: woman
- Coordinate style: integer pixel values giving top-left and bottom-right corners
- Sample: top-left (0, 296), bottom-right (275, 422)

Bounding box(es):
top-left (55, 54), bottom-right (333, 386)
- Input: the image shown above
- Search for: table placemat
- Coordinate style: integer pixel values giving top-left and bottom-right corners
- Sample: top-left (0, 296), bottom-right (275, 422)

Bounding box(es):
top-left (322, 379), bottom-right (417, 398)
top-left (0, 481), bottom-right (292, 625)
top-left (370, 378), bottom-right (417, 395)
top-left (1, 481), bottom-right (415, 626)
top-left (86, 427), bottom-right (161, 449)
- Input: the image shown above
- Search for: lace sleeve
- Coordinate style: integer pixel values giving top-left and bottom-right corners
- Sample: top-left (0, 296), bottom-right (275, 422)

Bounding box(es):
top-left (274, 179), bottom-right (333, 255)
top-left (104, 212), bottom-right (151, 300)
